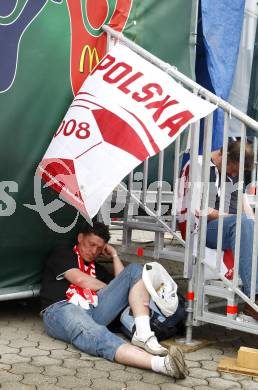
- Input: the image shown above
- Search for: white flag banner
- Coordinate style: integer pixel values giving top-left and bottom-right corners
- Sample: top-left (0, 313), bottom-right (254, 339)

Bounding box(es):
top-left (38, 43), bottom-right (216, 218)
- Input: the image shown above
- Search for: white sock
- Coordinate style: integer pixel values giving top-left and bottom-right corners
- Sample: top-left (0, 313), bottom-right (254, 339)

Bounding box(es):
top-left (151, 356), bottom-right (167, 374)
top-left (134, 315), bottom-right (152, 340)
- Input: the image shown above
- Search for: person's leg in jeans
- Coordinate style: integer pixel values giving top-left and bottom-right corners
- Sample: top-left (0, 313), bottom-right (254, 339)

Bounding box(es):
top-left (42, 291), bottom-right (188, 377)
top-left (206, 214), bottom-right (258, 296)
top-left (93, 263), bottom-right (145, 325)
top-left (94, 263), bottom-right (167, 355)
top-left (42, 264), bottom-right (145, 359)
top-left (42, 300), bottom-right (126, 361)
top-left (42, 264), bottom-right (146, 358)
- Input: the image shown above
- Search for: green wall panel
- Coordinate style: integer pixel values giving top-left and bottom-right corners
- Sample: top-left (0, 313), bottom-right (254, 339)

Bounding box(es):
top-left (0, 0), bottom-right (196, 289)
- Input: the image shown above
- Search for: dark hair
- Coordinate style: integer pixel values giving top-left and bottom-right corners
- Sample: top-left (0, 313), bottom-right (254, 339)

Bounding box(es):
top-left (222, 140), bottom-right (254, 171)
top-left (78, 221), bottom-right (110, 242)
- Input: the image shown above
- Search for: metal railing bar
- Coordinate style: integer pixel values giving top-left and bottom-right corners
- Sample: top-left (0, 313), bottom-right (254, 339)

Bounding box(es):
top-left (104, 27), bottom-right (258, 336)
top-left (183, 121), bottom-right (200, 278)
top-left (199, 312), bottom-right (258, 334)
top-left (171, 136), bottom-right (181, 231)
top-left (156, 150), bottom-right (164, 217)
top-left (250, 166), bottom-right (258, 301)
top-left (118, 182), bottom-right (185, 245)
top-left (216, 112), bottom-right (229, 273)
top-left (103, 25), bottom-right (258, 132)
top-left (219, 271), bottom-right (258, 310)
top-left (122, 171), bottom-right (134, 248)
top-left (251, 137), bottom-right (257, 185)
top-left (232, 126), bottom-right (246, 291)
top-left (142, 158), bottom-right (149, 206)
top-left (194, 113), bottom-right (213, 320)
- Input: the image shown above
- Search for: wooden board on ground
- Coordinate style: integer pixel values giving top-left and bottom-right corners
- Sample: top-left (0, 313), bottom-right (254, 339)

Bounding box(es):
top-left (161, 338), bottom-right (211, 353)
top-left (237, 347), bottom-right (258, 370)
top-left (218, 356), bottom-right (258, 378)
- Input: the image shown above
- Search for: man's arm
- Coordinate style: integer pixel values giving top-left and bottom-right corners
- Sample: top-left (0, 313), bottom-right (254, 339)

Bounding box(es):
top-left (207, 207), bottom-right (230, 221)
top-left (207, 194), bottom-right (254, 221)
top-left (243, 193), bottom-right (254, 219)
top-left (102, 244), bottom-right (124, 276)
top-left (112, 253), bottom-right (124, 276)
top-left (64, 269), bottom-right (107, 291)
top-left (207, 207), bottom-right (220, 221)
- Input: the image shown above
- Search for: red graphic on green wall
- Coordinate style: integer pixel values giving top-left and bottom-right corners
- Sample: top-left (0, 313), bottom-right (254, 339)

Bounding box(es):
top-left (0, 0), bottom-right (62, 93)
top-left (0, 0), bottom-right (132, 94)
top-left (66, 0), bottom-right (133, 95)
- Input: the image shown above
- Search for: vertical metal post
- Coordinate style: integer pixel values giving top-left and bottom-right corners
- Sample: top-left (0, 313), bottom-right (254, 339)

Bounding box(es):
top-left (184, 121), bottom-right (200, 278)
top-left (142, 159), bottom-right (149, 206)
top-left (122, 172), bottom-right (134, 250)
top-left (216, 112), bottom-right (229, 273)
top-left (106, 29), bottom-right (116, 52)
top-left (185, 278), bottom-right (195, 345)
top-left (183, 121), bottom-right (200, 345)
top-left (154, 151), bottom-right (164, 258)
top-left (194, 113), bottom-right (213, 323)
top-left (156, 151), bottom-right (164, 217)
top-left (251, 137), bottom-right (257, 185)
top-left (232, 126), bottom-right (246, 292)
top-left (250, 166), bottom-right (258, 301)
top-left (171, 136), bottom-right (181, 232)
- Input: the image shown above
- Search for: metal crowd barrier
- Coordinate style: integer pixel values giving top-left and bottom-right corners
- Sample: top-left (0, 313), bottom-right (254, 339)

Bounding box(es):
top-left (102, 26), bottom-right (258, 342)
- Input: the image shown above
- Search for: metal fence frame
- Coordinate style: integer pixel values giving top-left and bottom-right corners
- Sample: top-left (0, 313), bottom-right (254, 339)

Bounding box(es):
top-left (103, 25), bottom-right (258, 341)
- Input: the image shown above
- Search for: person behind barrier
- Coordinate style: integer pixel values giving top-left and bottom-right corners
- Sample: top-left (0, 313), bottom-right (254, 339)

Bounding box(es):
top-left (40, 221), bottom-right (188, 378)
top-left (206, 140), bottom-right (258, 320)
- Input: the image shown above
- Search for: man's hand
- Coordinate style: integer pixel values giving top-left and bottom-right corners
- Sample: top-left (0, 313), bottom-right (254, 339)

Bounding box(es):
top-left (101, 243), bottom-right (117, 259)
top-left (207, 207), bottom-right (229, 221)
top-left (102, 244), bottom-right (124, 276)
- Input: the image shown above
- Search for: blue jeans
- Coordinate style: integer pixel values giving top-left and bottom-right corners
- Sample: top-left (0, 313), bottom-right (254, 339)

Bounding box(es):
top-left (42, 263), bottom-right (143, 361)
top-left (206, 214), bottom-right (258, 296)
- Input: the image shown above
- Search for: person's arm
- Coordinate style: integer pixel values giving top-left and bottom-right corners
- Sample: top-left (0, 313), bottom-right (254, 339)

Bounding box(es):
top-left (207, 207), bottom-right (220, 221)
top-left (112, 252), bottom-right (124, 276)
top-left (102, 244), bottom-right (124, 276)
top-left (208, 199), bottom-right (254, 221)
top-left (207, 207), bottom-right (230, 221)
top-left (242, 193), bottom-right (254, 219)
top-left (64, 268), bottom-right (107, 291)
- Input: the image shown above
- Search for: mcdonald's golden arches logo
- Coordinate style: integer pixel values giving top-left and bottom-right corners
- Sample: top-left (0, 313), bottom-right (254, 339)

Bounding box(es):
top-left (80, 45), bottom-right (100, 74)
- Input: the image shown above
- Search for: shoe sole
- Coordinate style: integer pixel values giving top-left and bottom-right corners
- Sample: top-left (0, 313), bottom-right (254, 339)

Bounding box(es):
top-left (168, 346), bottom-right (189, 379)
top-left (131, 338), bottom-right (168, 356)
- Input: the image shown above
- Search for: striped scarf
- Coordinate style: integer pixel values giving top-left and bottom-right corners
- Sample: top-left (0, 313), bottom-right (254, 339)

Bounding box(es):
top-left (66, 245), bottom-right (98, 309)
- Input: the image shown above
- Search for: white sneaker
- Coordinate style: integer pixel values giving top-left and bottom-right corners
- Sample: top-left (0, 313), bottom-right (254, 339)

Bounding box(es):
top-left (163, 346), bottom-right (189, 379)
top-left (131, 332), bottom-right (168, 356)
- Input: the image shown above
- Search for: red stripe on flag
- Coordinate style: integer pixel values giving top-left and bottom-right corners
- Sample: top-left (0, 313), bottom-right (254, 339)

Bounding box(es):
top-left (92, 108), bottom-right (150, 161)
top-left (123, 108), bottom-right (160, 154)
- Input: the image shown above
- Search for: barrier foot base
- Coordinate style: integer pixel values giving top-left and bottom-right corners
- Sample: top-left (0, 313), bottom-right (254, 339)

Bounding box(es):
top-left (161, 337), bottom-right (211, 352)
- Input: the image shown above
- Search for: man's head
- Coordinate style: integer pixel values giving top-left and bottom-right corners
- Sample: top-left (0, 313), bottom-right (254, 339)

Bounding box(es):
top-left (227, 140), bottom-right (254, 176)
top-left (77, 221), bottom-right (110, 262)
top-left (216, 140), bottom-right (254, 177)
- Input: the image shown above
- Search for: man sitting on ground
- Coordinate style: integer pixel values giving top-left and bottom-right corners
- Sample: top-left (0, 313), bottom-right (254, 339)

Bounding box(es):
top-left (40, 221), bottom-right (188, 378)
